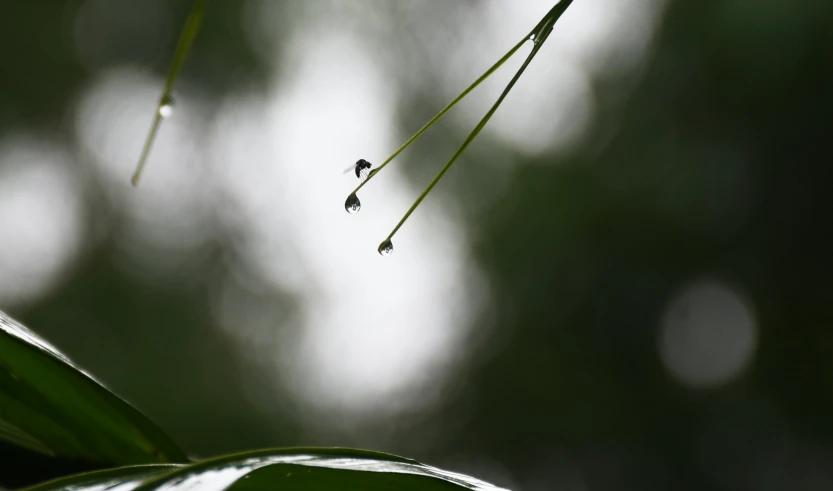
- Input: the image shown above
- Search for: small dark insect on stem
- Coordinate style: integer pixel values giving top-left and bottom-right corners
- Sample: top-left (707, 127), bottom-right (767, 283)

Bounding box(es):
top-left (355, 0), bottom-right (576, 253)
top-left (347, 36), bottom-right (530, 198)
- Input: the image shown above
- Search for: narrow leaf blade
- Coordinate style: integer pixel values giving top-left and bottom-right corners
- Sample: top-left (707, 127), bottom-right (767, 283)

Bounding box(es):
top-left (24, 448), bottom-right (509, 491)
top-left (0, 310), bottom-right (188, 466)
top-left (131, 0), bottom-right (206, 186)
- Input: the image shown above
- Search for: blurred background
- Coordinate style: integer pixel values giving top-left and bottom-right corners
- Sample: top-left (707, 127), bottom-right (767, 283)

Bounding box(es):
top-left (1, 0), bottom-right (832, 489)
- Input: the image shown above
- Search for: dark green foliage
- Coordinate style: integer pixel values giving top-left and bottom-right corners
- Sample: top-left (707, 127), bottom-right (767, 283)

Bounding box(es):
top-left (1, 311), bottom-right (505, 490)
top-left (21, 448), bottom-right (504, 491)
top-left (0, 311), bottom-right (187, 484)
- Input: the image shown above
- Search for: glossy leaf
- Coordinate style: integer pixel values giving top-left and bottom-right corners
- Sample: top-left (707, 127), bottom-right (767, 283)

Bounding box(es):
top-left (23, 448), bottom-right (509, 491)
top-left (0, 310), bottom-right (188, 465)
top-left (23, 465), bottom-right (181, 491)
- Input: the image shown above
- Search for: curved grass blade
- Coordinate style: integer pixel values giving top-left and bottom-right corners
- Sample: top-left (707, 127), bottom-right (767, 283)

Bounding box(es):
top-left (381, 0), bottom-right (575, 246)
top-left (348, 36), bottom-right (529, 198)
top-left (0, 310), bottom-right (188, 466)
top-left (24, 447), bottom-right (509, 491)
top-left (131, 0), bottom-right (207, 186)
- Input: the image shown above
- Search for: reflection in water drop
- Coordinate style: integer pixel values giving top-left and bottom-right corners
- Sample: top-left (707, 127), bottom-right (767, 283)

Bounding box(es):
top-left (344, 193), bottom-right (361, 214)
top-left (377, 239), bottom-right (393, 256)
top-left (159, 95), bottom-right (175, 118)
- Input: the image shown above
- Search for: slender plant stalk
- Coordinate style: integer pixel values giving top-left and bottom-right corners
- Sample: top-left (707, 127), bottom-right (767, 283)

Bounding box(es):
top-left (381, 0), bottom-right (575, 245)
top-left (131, 0), bottom-right (207, 186)
top-left (350, 36), bottom-right (529, 196)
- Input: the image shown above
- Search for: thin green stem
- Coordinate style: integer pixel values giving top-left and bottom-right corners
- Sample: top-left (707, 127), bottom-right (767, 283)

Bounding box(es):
top-left (383, 0), bottom-right (575, 243)
top-left (530, 0), bottom-right (574, 45)
top-left (350, 35), bottom-right (530, 196)
top-left (132, 0), bottom-right (207, 186)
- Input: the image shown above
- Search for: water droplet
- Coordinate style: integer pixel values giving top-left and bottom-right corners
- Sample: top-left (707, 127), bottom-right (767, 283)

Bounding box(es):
top-left (378, 239), bottom-right (393, 256)
top-left (344, 193), bottom-right (361, 214)
top-left (158, 95), bottom-right (175, 118)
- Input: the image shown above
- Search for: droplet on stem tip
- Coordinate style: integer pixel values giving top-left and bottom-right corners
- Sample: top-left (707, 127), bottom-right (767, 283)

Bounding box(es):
top-left (345, 193), bottom-right (361, 214)
top-left (158, 95), bottom-right (175, 118)
top-left (378, 239), bottom-right (393, 256)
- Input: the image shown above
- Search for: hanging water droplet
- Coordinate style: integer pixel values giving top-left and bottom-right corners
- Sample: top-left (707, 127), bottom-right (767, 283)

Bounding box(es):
top-left (378, 239), bottom-right (393, 256)
top-left (158, 95), bottom-right (175, 118)
top-left (344, 193), bottom-right (361, 214)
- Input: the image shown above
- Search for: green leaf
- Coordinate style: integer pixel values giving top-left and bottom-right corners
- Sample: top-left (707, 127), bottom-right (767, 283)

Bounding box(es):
top-left (22, 465), bottom-right (181, 491)
top-left (22, 448), bottom-right (509, 491)
top-left (0, 310), bottom-right (188, 465)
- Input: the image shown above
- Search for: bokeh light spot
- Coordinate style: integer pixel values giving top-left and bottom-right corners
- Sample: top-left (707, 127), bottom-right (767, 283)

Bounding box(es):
top-left (0, 133), bottom-right (85, 306)
top-left (205, 23), bottom-right (490, 424)
top-left (659, 279), bottom-right (758, 388)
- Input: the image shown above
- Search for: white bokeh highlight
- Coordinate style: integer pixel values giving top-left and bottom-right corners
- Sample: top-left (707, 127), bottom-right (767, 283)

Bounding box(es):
top-left (73, 67), bottom-right (215, 280)
top-left (0, 134), bottom-right (86, 305)
top-left (207, 25), bottom-right (488, 417)
top-left (659, 280), bottom-right (758, 388)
